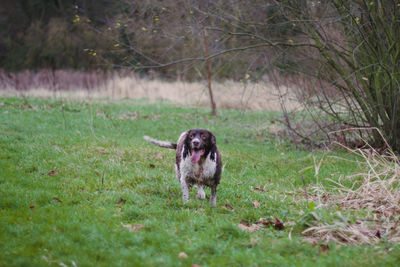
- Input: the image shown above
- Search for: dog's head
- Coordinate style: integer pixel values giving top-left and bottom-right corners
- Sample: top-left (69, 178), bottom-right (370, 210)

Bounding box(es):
top-left (184, 129), bottom-right (216, 163)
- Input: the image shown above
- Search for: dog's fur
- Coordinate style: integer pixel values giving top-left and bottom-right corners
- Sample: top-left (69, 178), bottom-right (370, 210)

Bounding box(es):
top-left (144, 129), bottom-right (222, 205)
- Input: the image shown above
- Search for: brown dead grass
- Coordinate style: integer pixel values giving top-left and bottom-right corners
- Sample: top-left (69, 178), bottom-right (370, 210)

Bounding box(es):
top-left (303, 132), bottom-right (400, 245)
top-left (0, 69), bottom-right (300, 111)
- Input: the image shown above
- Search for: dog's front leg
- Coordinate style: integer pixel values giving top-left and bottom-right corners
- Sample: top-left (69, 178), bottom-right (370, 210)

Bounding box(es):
top-left (180, 177), bottom-right (189, 203)
top-left (196, 185), bottom-right (206, 199)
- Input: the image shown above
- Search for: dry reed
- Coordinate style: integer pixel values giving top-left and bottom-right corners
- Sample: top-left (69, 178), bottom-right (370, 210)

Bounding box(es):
top-left (0, 69), bottom-right (300, 111)
top-left (303, 130), bottom-right (400, 244)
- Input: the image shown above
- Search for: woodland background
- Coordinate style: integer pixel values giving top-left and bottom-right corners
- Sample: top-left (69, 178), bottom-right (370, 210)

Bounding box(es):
top-left (1, 0), bottom-right (399, 151)
top-left (0, 0), bottom-right (300, 79)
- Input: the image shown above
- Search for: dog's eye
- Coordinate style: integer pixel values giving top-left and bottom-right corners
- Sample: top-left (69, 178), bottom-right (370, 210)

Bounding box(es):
top-left (201, 135), bottom-right (207, 140)
top-left (189, 134), bottom-right (194, 139)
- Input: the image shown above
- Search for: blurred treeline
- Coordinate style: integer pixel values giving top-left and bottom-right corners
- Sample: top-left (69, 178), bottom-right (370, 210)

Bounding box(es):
top-left (0, 0), bottom-right (296, 80)
top-left (0, 1), bottom-right (117, 71)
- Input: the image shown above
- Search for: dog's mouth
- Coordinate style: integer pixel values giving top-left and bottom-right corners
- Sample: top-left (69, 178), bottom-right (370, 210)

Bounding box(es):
top-left (190, 149), bottom-right (205, 163)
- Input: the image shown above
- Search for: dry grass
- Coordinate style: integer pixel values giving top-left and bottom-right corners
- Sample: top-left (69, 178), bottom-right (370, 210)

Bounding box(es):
top-left (0, 69), bottom-right (300, 111)
top-left (303, 133), bottom-right (400, 245)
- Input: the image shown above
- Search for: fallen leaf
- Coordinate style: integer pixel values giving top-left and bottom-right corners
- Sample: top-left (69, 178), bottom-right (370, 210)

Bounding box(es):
top-left (52, 197), bottom-right (62, 203)
top-left (121, 223), bottom-right (143, 232)
top-left (253, 200), bottom-right (260, 208)
top-left (121, 223), bottom-right (133, 231)
top-left (149, 163), bottom-right (155, 168)
top-left (224, 204), bottom-right (235, 211)
top-left (119, 112), bottom-right (138, 120)
top-left (117, 198), bottom-right (126, 205)
top-left (238, 223), bottom-right (261, 232)
top-left (273, 217), bottom-right (284, 230)
top-left (259, 217), bottom-right (285, 230)
top-left (178, 252), bottom-right (188, 259)
top-left (318, 244), bottom-right (330, 254)
top-left (238, 217), bottom-right (285, 232)
top-left (29, 206), bottom-right (35, 210)
top-left (155, 153), bottom-right (163, 159)
top-left (192, 264), bottom-right (201, 267)
top-left (96, 147), bottom-right (108, 154)
top-left (28, 104), bottom-right (38, 110)
top-left (254, 185), bottom-right (264, 192)
top-left (133, 224), bottom-right (144, 231)
top-left (48, 169), bottom-right (58, 176)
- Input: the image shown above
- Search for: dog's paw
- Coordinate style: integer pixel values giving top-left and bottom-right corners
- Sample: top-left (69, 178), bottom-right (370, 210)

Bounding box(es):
top-left (196, 186), bottom-right (206, 199)
top-left (196, 191), bottom-right (206, 199)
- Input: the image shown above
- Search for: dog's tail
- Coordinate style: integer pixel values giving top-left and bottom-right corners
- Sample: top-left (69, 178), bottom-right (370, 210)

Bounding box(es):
top-left (143, 135), bottom-right (177, 149)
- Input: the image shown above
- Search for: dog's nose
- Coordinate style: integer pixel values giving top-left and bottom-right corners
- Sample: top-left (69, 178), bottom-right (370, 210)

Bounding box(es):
top-left (192, 140), bottom-right (200, 147)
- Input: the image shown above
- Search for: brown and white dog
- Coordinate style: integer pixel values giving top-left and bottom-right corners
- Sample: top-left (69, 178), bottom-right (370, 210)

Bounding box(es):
top-left (144, 129), bottom-right (222, 205)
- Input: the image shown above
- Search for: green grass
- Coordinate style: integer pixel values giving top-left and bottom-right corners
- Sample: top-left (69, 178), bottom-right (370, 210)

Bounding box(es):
top-left (0, 97), bottom-right (399, 266)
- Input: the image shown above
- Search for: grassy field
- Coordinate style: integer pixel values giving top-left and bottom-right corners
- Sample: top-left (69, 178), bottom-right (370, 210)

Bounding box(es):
top-left (0, 97), bottom-right (399, 266)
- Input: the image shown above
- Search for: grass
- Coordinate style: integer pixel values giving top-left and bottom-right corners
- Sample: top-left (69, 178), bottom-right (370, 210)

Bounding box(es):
top-left (0, 97), bottom-right (399, 266)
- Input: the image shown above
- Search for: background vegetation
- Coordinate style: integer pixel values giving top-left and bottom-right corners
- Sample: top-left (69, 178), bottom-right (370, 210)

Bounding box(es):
top-left (1, 0), bottom-right (399, 151)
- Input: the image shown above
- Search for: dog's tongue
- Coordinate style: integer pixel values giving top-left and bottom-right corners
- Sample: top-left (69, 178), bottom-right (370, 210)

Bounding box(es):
top-left (191, 149), bottom-right (205, 163)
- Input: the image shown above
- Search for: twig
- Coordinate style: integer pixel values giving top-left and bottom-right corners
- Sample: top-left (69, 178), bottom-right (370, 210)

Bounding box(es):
top-left (61, 104), bottom-right (67, 130)
top-left (200, 13), bottom-right (217, 116)
top-left (271, 70), bottom-right (309, 203)
top-left (125, 41), bottom-right (317, 71)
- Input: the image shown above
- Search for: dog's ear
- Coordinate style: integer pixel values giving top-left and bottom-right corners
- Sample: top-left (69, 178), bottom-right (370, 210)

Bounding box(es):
top-left (182, 132), bottom-right (190, 159)
top-left (183, 145), bottom-right (189, 159)
top-left (211, 134), bottom-right (216, 146)
top-left (210, 133), bottom-right (217, 161)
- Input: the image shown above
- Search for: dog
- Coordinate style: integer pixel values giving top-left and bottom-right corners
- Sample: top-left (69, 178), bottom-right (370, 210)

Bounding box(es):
top-left (144, 129), bottom-right (222, 205)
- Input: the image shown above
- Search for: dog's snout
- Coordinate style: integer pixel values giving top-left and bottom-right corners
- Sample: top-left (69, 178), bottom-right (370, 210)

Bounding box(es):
top-left (192, 140), bottom-right (200, 146)
top-left (191, 136), bottom-right (201, 148)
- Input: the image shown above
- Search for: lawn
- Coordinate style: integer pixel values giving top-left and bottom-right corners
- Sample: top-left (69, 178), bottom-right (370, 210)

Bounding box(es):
top-left (0, 97), bottom-right (399, 266)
